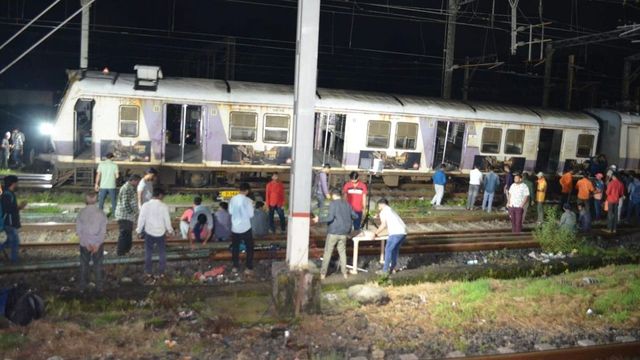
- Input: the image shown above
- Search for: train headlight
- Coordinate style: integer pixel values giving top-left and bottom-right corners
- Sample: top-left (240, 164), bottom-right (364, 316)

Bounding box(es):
top-left (39, 122), bottom-right (54, 136)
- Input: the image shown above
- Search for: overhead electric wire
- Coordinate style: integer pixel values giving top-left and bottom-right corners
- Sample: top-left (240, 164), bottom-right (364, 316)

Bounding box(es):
top-left (0, 0), bottom-right (62, 52)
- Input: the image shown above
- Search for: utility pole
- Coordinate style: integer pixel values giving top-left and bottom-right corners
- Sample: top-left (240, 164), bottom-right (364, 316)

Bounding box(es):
top-left (287, 0), bottom-right (320, 270)
top-left (542, 44), bottom-right (554, 107)
top-left (442, 0), bottom-right (458, 99)
top-left (80, 0), bottom-right (91, 69)
top-left (225, 37), bottom-right (236, 81)
top-left (565, 54), bottom-right (575, 110)
top-left (508, 0), bottom-right (519, 55)
top-left (462, 57), bottom-right (470, 101)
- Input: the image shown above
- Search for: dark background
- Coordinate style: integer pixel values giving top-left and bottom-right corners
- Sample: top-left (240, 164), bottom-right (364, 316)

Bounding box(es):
top-left (0, 0), bottom-right (639, 149)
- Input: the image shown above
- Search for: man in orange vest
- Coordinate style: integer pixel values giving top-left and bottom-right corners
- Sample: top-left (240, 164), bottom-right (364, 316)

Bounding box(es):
top-left (559, 169), bottom-right (575, 209)
top-left (575, 172), bottom-right (595, 211)
top-left (535, 172), bottom-right (547, 224)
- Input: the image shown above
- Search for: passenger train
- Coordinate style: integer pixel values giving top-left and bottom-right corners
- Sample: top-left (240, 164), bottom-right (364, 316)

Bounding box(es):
top-left (48, 66), bottom-right (640, 187)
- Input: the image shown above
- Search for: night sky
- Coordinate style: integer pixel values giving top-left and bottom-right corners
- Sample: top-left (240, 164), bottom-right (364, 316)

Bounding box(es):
top-left (0, 0), bottom-right (639, 109)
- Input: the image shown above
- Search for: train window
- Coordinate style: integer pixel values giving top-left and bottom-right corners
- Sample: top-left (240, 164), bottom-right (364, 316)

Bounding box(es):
top-left (367, 121), bottom-right (391, 148)
top-left (576, 134), bottom-right (595, 157)
top-left (395, 122), bottom-right (418, 150)
top-left (229, 112), bottom-right (257, 142)
top-left (481, 128), bottom-right (502, 154)
top-left (263, 114), bottom-right (290, 143)
top-left (504, 129), bottom-right (525, 155)
top-left (119, 105), bottom-right (139, 137)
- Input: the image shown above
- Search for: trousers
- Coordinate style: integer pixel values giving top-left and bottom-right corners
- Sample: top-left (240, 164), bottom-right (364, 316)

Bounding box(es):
top-left (383, 234), bottom-right (406, 273)
top-left (117, 220), bottom-right (133, 256)
top-left (607, 203), bottom-right (619, 232)
top-left (231, 229), bottom-right (254, 270)
top-left (482, 192), bottom-right (495, 212)
top-left (98, 188), bottom-right (117, 215)
top-left (144, 234), bottom-right (166, 274)
top-left (431, 184), bottom-right (445, 206)
top-left (320, 234), bottom-right (348, 276)
top-left (467, 185), bottom-right (480, 209)
top-left (268, 206), bottom-right (286, 232)
top-left (508, 207), bottom-right (524, 234)
top-left (537, 201), bottom-right (545, 223)
top-left (80, 244), bottom-right (104, 290)
top-left (0, 226), bottom-right (20, 262)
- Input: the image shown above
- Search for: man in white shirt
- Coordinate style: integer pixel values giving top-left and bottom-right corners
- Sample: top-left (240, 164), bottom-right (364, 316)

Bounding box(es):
top-left (372, 198), bottom-right (407, 275)
top-left (467, 165), bottom-right (483, 210)
top-left (228, 182), bottom-right (255, 274)
top-left (137, 168), bottom-right (158, 209)
top-left (136, 188), bottom-right (174, 276)
top-left (507, 173), bottom-right (530, 234)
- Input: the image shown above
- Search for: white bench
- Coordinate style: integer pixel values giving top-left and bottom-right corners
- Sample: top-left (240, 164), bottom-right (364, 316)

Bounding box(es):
top-left (350, 234), bottom-right (388, 274)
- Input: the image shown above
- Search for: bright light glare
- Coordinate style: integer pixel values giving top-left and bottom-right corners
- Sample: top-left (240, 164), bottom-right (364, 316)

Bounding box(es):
top-left (39, 122), bottom-right (55, 136)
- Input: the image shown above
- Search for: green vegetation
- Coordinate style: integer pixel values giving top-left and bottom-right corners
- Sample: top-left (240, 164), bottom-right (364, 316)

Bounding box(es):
top-left (21, 192), bottom-right (84, 204)
top-left (91, 311), bottom-right (125, 327)
top-left (23, 205), bottom-right (64, 214)
top-left (534, 206), bottom-right (580, 253)
top-left (592, 279), bottom-right (640, 323)
top-left (163, 193), bottom-right (217, 204)
top-left (0, 332), bottom-right (27, 352)
top-left (0, 169), bottom-right (16, 176)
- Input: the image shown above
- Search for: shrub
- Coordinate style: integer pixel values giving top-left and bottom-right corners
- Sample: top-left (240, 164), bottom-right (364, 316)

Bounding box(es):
top-left (533, 206), bottom-right (580, 253)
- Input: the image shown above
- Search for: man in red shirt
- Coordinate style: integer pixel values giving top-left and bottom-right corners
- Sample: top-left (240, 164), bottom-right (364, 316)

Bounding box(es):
top-left (606, 172), bottom-right (625, 233)
top-left (342, 171), bottom-right (368, 230)
top-left (265, 173), bottom-right (286, 233)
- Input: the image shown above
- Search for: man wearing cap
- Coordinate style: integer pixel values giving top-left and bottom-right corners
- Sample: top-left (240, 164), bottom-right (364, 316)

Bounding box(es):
top-left (535, 172), bottom-right (547, 224)
top-left (95, 152), bottom-right (119, 216)
top-left (507, 173), bottom-right (530, 234)
top-left (593, 173), bottom-right (605, 221)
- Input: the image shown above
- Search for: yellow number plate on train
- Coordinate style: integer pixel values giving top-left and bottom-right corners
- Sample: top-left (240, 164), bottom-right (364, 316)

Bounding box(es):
top-left (220, 190), bottom-right (239, 199)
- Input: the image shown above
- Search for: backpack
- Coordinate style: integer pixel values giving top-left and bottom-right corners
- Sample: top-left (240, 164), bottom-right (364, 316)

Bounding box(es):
top-left (2, 284), bottom-right (45, 326)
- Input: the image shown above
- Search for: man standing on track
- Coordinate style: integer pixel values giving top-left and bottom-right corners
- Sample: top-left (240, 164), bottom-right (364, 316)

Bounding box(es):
top-left (229, 182), bottom-right (255, 275)
top-left (342, 171), bottom-right (368, 230)
top-left (314, 164), bottom-right (331, 211)
top-left (76, 191), bottom-right (107, 292)
top-left (0, 175), bottom-right (26, 263)
top-left (95, 152), bottom-right (119, 216)
top-left (265, 173), bottom-right (286, 234)
top-left (431, 164), bottom-right (447, 207)
top-left (115, 174), bottom-right (141, 256)
top-left (605, 172), bottom-right (625, 234)
top-left (575, 172), bottom-right (595, 211)
top-left (559, 169), bottom-right (575, 209)
top-left (136, 188), bottom-right (173, 278)
top-left (10, 128), bottom-right (25, 169)
top-left (466, 165), bottom-right (483, 210)
top-left (507, 172), bottom-right (530, 234)
top-left (535, 172), bottom-right (547, 224)
top-left (1, 132), bottom-right (10, 169)
top-left (482, 167), bottom-right (500, 213)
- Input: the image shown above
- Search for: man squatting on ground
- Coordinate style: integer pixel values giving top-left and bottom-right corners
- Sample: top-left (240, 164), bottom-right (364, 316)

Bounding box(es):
top-left (114, 174), bottom-right (141, 256)
top-left (314, 189), bottom-right (356, 280)
top-left (136, 188), bottom-right (174, 277)
top-left (76, 192), bottom-right (108, 291)
top-left (373, 198), bottom-right (407, 275)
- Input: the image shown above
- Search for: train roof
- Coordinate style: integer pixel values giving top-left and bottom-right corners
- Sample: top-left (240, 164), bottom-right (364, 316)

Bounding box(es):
top-left (71, 71), bottom-right (599, 129)
top-left (585, 108), bottom-right (640, 126)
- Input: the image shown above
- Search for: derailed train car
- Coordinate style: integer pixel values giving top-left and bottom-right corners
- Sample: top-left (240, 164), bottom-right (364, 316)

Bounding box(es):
top-left (48, 66), bottom-right (637, 187)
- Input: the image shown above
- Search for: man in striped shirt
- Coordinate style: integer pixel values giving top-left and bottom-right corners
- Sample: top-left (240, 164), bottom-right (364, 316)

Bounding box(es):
top-left (115, 174), bottom-right (141, 256)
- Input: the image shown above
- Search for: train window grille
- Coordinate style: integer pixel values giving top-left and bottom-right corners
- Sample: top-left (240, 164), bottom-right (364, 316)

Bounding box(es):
top-left (504, 129), bottom-right (525, 155)
top-left (263, 114), bottom-right (290, 143)
top-left (576, 134), bottom-right (595, 158)
top-left (229, 112), bottom-right (257, 142)
top-left (367, 120), bottom-right (391, 148)
top-left (119, 105), bottom-right (139, 137)
top-left (395, 122), bottom-right (418, 150)
top-left (481, 128), bottom-right (502, 154)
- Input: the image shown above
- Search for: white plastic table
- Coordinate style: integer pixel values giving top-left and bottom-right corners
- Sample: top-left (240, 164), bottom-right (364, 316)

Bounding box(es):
top-left (350, 234), bottom-right (388, 274)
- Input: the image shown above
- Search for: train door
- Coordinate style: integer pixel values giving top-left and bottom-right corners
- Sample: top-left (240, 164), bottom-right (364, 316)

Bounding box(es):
top-left (164, 104), bottom-right (203, 163)
top-left (535, 128), bottom-right (563, 173)
top-left (433, 121), bottom-right (465, 168)
top-left (313, 112), bottom-right (345, 167)
top-left (73, 99), bottom-right (94, 159)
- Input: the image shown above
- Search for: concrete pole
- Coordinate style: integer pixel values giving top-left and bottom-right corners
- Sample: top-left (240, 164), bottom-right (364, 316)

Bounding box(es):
top-left (80, 0), bottom-right (91, 69)
top-left (542, 43), bottom-right (554, 107)
top-left (286, 0), bottom-right (320, 270)
top-left (509, 0), bottom-right (519, 55)
top-left (565, 54), bottom-right (575, 110)
top-left (442, 0), bottom-right (458, 99)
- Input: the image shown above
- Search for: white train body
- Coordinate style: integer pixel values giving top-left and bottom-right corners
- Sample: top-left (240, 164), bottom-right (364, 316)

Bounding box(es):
top-left (49, 69), bottom-right (638, 186)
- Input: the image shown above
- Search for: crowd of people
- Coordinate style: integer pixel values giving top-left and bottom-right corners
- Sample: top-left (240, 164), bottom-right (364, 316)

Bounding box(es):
top-left (0, 128), bottom-right (26, 170)
top-left (3, 152), bottom-right (640, 288)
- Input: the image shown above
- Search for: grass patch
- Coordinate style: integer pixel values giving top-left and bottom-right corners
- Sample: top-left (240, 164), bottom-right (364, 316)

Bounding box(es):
top-left (0, 331), bottom-right (27, 352)
top-left (23, 205), bottom-right (63, 214)
top-left (164, 193), bottom-right (214, 204)
top-left (592, 280), bottom-right (640, 323)
top-left (91, 311), bottom-right (124, 327)
top-left (21, 192), bottom-right (84, 204)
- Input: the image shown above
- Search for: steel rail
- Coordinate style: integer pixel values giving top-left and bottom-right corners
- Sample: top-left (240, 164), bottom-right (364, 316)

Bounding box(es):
top-left (450, 341), bottom-right (640, 360)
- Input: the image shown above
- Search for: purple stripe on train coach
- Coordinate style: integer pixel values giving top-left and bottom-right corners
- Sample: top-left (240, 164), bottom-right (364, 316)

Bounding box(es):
top-left (141, 100), bottom-right (164, 161)
top-left (206, 105), bottom-right (227, 162)
top-left (344, 152), bottom-right (360, 167)
top-left (54, 141), bottom-right (74, 156)
top-left (419, 118), bottom-right (436, 169)
top-left (461, 146), bottom-right (479, 170)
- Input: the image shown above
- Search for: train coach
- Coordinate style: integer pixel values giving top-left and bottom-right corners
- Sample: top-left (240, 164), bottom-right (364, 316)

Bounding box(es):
top-left (47, 65), bottom-right (637, 187)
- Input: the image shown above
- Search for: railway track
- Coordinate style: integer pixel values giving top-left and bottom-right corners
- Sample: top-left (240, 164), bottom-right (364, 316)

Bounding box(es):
top-left (2, 229), bottom-right (536, 273)
top-left (454, 340), bottom-right (640, 360)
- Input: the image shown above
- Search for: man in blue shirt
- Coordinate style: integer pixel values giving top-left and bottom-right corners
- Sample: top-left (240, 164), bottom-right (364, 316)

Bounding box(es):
top-left (229, 183), bottom-right (255, 274)
top-left (430, 164), bottom-right (447, 206)
top-left (482, 168), bottom-right (500, 212)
